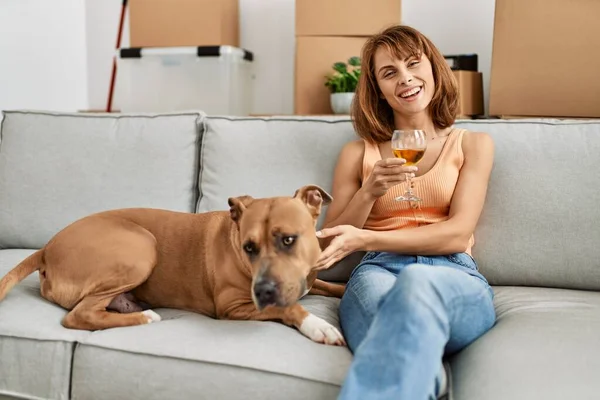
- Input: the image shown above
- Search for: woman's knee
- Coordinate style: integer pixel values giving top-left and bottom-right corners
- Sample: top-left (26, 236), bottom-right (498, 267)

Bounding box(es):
top-left (382, 264), bottom-right (446, 312)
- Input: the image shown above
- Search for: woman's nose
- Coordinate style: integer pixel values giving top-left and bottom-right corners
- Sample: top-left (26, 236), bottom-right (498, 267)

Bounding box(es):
top-left (398, 71), bottom-right (413, 85)
top-left (397, 67), bottom-right (413, 85)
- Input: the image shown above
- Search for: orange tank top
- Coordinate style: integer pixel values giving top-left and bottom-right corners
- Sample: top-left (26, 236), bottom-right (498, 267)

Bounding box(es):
top-left (361, 127), bottom-right (475, 255)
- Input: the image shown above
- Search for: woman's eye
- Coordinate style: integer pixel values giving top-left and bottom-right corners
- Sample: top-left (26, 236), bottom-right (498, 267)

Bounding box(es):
top-left (408, 61), bottom-right (419, 68)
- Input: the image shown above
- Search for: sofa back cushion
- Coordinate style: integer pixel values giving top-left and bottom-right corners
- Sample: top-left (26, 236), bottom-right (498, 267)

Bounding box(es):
top-left (199, 116), bottom-right (600, 291)
top-left (196, 116), bottom-right (361, 283)
top-left (196, 116), bottom-right (358, 225)
top-left (454, 118), bottom-right (600, 291)
top-left (0, 110), bottom-right (202, 249)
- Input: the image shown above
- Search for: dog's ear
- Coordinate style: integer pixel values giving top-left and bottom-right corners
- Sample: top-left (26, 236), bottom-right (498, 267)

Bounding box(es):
top-left (228, 195), bottom-right (254, 222)
top-left (293, 185), bottom-right (333, 219)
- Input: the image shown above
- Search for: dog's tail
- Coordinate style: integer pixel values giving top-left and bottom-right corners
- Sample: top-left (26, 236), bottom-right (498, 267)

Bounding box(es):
top-left (309, 279), bottom-right (346, 298)
top-left (0, 249), bottom-right (43, 302)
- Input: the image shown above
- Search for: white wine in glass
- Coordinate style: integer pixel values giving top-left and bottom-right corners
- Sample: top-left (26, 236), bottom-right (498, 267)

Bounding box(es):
top-left (391, 129), bottom-right (427, 202)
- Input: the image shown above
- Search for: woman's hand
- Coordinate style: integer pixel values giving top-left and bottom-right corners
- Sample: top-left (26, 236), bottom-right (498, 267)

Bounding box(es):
top-left (314, 225), bottom-right (370, 271)
top-left (362, 157), bottom-right (417, 199)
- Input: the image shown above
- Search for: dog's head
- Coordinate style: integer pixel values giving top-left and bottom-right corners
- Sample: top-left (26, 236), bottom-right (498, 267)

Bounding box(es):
top-left (227, 185), bottom-right (332, 310)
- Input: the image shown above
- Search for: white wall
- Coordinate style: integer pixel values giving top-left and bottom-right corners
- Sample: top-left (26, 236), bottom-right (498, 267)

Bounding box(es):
top-left (0, 0), bottom-right (496, 115)
top-left (0, 0), bottom-right (88, 112)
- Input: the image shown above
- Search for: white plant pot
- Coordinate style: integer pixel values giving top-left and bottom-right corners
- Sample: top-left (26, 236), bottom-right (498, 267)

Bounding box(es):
top-left (330, 92), bottom-right (355, 115)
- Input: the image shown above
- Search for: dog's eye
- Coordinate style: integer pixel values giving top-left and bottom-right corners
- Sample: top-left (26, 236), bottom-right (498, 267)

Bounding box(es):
top-left (282, 236), bottom-right (296, 246)
top-left (243, 242), bottom-right (258, 255)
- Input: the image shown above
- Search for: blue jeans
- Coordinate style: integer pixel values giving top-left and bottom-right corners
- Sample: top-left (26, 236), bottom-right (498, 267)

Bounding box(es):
top-left (337, 251), bottom-right (496, 400)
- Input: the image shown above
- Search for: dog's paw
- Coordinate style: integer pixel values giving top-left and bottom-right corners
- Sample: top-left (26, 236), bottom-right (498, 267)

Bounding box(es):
top-left (142, 310), bottom-right (162, 324)
top-left (299, 314), bottom-right (346, 346)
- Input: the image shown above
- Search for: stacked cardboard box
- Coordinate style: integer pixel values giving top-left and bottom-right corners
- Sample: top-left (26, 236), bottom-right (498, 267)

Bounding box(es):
top-left (129, 0), bottom-right (239, 47)
top-left (444, 54), bottom-right (484, 118)
top-left (294, 0), bottom-right (402, 115)
top-left (489, 0), bottom-right (600, 118)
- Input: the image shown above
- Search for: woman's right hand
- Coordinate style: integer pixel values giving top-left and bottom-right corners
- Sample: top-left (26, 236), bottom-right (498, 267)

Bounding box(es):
top-left (362, 158), bottom-right (417, 199)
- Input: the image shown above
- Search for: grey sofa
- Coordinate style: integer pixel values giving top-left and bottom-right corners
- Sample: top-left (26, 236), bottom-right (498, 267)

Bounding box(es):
top-left (0, 110), bottom-right (599, 400)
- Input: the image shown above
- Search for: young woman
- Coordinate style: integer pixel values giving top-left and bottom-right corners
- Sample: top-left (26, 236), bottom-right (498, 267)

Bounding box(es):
top-left (313, 25), bottom-right (497, 400)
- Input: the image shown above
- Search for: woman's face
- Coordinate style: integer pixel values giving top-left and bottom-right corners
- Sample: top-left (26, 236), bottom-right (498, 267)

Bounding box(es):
top-left (373, 46), bottom-right (435, 117)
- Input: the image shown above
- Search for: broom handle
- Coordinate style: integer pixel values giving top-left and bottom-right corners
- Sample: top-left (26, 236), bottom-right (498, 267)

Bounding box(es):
top-left (106, 0), bottom-right (128, 112)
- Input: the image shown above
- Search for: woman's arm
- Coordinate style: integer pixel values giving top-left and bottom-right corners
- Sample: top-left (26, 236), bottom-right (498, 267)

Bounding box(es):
top-left (315, 132), bottom-right (494, 268)
top-left (319, 139), bottom-right (413, 249)
top-left (321, 140), bottom-right (376, 231)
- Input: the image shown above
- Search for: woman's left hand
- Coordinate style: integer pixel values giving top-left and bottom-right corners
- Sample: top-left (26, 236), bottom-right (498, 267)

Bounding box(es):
top-left (314, 225), bottom-right (368, 271)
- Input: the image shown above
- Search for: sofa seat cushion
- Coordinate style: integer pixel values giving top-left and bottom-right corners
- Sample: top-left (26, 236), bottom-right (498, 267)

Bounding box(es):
top-left (450, 286), bottom-right (600, 400)
top-left (71, 296), bottom-right (351, 400)
top-left (0, 249), bottom-right (92, 400)
top-left (0, 249), bottom-right (351, 400)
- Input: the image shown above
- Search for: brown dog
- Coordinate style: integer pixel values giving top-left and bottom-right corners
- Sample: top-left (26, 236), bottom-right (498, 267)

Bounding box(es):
top-left (0, 185), bottom-right (346, 345)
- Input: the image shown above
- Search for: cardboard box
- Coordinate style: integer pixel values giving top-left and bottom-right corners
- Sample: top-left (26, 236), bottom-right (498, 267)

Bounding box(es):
top-left (489, 0), bottom-right (600, 118)
top-left (296, 0), bottom-right (401, 36)
top-left (295, 36), bottom-right (367, 115)
top-left (129, 0), bottom-right (239, 47)
top-left (454, 70), bottom-right (483, 117)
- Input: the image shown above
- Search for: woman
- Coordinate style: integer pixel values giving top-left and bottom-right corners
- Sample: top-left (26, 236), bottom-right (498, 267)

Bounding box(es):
top-left (313, 25), bottom-right (496, 400)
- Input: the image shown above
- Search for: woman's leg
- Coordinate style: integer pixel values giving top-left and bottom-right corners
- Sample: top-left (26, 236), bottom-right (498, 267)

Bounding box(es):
top-left (338, 263), bottom-right (496, 400)
top-left (338, 256), bottom-right (397, 353)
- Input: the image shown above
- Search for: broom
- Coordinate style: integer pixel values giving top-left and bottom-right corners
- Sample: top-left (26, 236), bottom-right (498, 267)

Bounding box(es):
top-left (106, 0), bottom-right (128, 112)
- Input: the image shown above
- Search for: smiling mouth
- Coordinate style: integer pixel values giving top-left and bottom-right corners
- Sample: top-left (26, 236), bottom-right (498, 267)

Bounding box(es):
top-left (398, 86), bottom-right (422, 100)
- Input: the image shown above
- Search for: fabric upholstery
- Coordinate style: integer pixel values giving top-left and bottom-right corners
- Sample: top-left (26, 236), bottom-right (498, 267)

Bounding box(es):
top-left (71, 296), bottom-right (351, 400)
top-left (451, 286), bottom-right (600, 400)
top-left (0, 250), bottom-right (90, 400)
top-left (454, 118), bottom-right (600, 290)
top-left (0, 110), bottom-right (203, 249)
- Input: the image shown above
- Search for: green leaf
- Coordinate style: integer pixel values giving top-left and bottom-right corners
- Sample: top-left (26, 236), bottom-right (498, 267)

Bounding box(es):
top-left (332, 62), bottom-right (347, 74)
top-left (348, 56), bottom-right (361, 67)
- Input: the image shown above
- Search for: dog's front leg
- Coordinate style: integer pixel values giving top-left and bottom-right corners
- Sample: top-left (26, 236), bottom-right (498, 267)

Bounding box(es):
top-left (224, 302), bottom-right (346, 346)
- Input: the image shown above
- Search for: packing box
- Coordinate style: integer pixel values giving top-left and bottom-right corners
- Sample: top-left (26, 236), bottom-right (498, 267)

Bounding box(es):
top-left (489, 0), bottom-right (600, 118)
top-left (454, 70), bottom-right (484, 117)
top-left (129, 0), bottom-right (239, 47)
top-left (295, 36), bottom-right (367, 115)
top-left (295, 0), bottom-right (401, 36)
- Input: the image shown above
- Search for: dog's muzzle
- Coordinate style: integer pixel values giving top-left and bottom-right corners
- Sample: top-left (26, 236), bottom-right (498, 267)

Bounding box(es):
top-left (253, 278), bottom-right (279, 310)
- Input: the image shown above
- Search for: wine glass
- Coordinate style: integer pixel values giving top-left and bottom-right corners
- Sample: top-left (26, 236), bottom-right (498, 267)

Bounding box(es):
top-left (391, 129), bottom-right (427, 202)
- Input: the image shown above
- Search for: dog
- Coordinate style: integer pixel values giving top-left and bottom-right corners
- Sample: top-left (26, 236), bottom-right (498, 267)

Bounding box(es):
top-left (0, 185), bottom-right (346, 346)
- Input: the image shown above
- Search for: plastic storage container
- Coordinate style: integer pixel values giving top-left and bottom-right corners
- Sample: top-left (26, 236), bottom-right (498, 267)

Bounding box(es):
top-left (116, 46), bottom-right (254, 115)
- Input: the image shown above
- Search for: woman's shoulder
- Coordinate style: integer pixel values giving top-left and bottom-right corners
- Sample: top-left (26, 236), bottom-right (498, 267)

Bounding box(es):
top-left (338, 139), bottom-right (367, 161)
top-left (458, 129), bottom-right (495, 160)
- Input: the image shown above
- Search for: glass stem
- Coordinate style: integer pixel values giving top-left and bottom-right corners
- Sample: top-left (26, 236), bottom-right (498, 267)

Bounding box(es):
top-left (406, 173), bottom-right (413, 195)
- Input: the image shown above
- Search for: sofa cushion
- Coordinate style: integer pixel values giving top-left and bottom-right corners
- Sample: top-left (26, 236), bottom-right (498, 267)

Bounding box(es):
top-left (0, 249), bottom-right (91, 400)
top-left (0, 249), bottom-right (351, 400)
top-left (196, 116), bottom-right (600, 289)
top-left (196, 115), bottom-right (357, 225)
top-left (70, 296), bottom-right (351, 400)
top-left (0, 110), bottom-right (203, 249)
top-left (453, 118), bottom-right (600, 290)
top-left (196, 115), bottom-right (361, 282)
top-left (450, 286), bottom-right (600, 400)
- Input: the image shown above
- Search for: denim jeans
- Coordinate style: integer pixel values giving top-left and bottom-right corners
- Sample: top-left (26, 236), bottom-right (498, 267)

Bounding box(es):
top-left (337, 251), bottom-right (496, 400)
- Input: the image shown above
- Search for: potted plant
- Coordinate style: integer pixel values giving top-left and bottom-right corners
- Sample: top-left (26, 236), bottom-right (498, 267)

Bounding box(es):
top-left (324, 56), bottom-right (361, 115)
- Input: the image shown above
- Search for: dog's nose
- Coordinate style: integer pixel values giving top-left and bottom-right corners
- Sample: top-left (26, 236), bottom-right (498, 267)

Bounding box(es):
top-left (254, 279), bottom-right (278, 308)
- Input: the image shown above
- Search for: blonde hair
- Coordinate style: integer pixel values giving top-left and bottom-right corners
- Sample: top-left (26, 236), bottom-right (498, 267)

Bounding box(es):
top-left (352, 25), bottom-right (459, 143)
